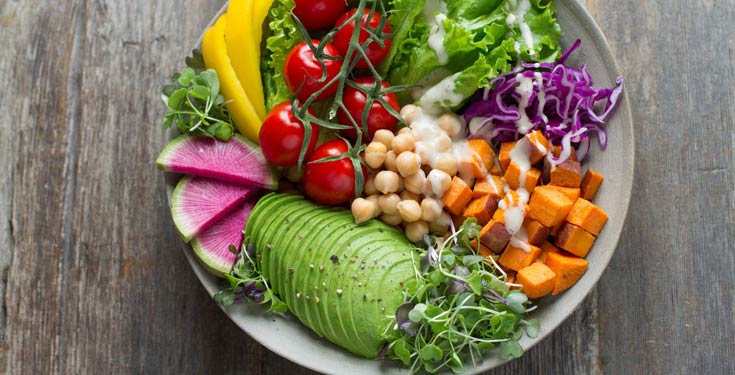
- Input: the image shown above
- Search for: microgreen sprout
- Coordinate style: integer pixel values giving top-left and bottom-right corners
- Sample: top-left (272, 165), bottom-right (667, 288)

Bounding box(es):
top-left (384, 219), bottom-right (538, 373)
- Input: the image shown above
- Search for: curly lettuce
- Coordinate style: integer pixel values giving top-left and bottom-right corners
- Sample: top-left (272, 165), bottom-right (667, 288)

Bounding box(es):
top-left (262, 0), bottom-right (299, 111)
top-left (381, 0), bottom-right (561, 112)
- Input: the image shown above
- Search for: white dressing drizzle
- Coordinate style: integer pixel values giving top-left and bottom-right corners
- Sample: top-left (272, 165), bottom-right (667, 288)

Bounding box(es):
top-left (428, 13), bottom-right (449, 65)
top-left (514, 73), bottom-right (535, 134)
top-left (420, 73), bottom-right (464, 115)
top-left (501, 139), bottom-right (533, 252)
top-left (534, 71), bottom-right (548, 123)
top-left (505, 0), bottom-right (535, 58)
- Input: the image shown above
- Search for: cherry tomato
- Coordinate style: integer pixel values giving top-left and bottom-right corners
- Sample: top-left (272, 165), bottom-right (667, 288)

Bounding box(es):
top-left (303, 140), bottom-right (366, 205)
top-left (293, 0), bottom-right (347, 31)
top-left (332, 9), bottom-right (392, 69)
top-left (338, 77), bottom-right (400, 141)
top-left (259, 102), bottom-right (319, 167)
top-left (284, 40), bottom-right (343, 102)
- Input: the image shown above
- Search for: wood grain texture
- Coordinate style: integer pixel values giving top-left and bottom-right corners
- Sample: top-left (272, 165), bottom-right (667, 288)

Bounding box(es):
top-left (0, 0), bottom-right (732, 374)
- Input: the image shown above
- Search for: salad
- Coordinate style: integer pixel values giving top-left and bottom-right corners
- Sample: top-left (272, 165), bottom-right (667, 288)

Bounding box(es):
top-left (156, 0), bottom-right (623, 373)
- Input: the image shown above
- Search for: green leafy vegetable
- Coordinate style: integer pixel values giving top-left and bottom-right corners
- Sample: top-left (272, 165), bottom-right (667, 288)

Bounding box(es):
top-left (381, 0), bottom-right (561, 111)
top-left (262, 0), bottom-right (300, 111)
top-left (162, 51), bottom-right (234, 141)
top-left (385, 219), bottom-right (536, 373)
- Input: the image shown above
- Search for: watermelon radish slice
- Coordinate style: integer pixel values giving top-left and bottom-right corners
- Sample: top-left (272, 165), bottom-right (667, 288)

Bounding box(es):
top-left (157, 134), bottom-right (277, 190)
top-left (171, 176), bottom-right (257, 242)
top-left (192, 199), bottom-right (255, 276)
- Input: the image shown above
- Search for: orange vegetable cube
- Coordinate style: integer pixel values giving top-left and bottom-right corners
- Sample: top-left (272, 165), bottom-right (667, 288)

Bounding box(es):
top-left (504, 163), bottom-right (541, 191)
top-left (524, 130), bottom-right (550, 164)
top-left (472, 175), bottom-right (504, 198)
top-left (470, 239), bottom-right (493, 257)
top-left (551, 145), bottom-right (578, 161)
top-left (480, 219), bottom-right (512, 254)
top-left (524, 219), bottom-right (550, 246)
top-left (544, 186), bottom-right (581, 202)
top-left (499, 243), bottom-right (542, 272)
top-left (442, 177), bottom-right (473, 215)
top-left (554, 223), bottom-right (595, 257)
top-left (528, 186), bottom-right (574, 227)
top-left (468, 139), bottom-right (495, 171)
top-left (463, 194), bottom-right (499, 225)
top-left (537, 241), bottom-right (561, 263)
top-left (580, 169), bottom-right (604, 200)
top-left (566, 198), bottom-right (609, 235)
top-left (550, 159), bottom-right (582, 187)
top-left (492, 208), bottom-right (505, 224)
top-left (549, 220), bottom-right (564, 237)
top-left (490, 160), bottom-right (503, 176)
top-left (544, 251), bottom-right (588, 295)
top-left (498, 141), bottom-right (516, 171)
top-left (516, 263), bottom-right (557, 298)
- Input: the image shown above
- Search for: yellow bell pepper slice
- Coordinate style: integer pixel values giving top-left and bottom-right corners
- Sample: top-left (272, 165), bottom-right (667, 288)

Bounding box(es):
top-left (252, 0), bottom-right (274, 43)
top-left (202, 15), bottom-right (262, 143)
top-left (225, 0), bottom-right (266, 120)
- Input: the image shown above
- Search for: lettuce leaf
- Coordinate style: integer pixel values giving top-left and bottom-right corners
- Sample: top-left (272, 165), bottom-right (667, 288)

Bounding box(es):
top-left (262, 0), bottom-right (299, 111)
top-left (382, 0), bottom-right (561, 111)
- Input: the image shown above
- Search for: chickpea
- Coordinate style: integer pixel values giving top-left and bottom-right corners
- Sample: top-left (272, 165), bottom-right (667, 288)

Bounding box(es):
top-left (397, 200), bottom-right (422, 222)
top-left (414, 142), bottom-right (431, 165)
top-left (364, 142), bottom-right (387, 169)
top-left (396, 151), bottom-right (421, 177)
top-left (400, 104), bottom-right (421, 125)
top-left (437, 113), bottom-right (464, 138)
top-left (364, 174), bottom-right (378, 195)
top-left (285, 165), bottom-right (303, 182)
top-left (426, 169), bottom-right (452, 197)
top-left (374, 170), bottom-right (401, 194)
top-left (366, 194), bottom-right (381, 216)
top-left (432, 153), bottom-right (458, 176)
top-left (420, 197), bottom-right (443, 222)
top-left (405, 221), bottom-right (429, 243)
top-left (400, 190), bottom-right (420, 202)
top-left (373, 129), bottom-right (395, 150)
top-left (397, 127), bottom-right (413, 136)
top-left (429, 211), bottom-right (451, 233)
top-left (378, 193), bottom-right (401, 215)
top-left (404, 169), bottom-right (426, 195)
top-left (381, 213), bottom-right (403, 226)
top-left (351, 198), bottom-right (378, 224)
top-left (391, 133), bottom-right (415, 155)
top-left (384, 150), bottom-right (398, 172)
top-left (436, 133), bottom-right (453, 152)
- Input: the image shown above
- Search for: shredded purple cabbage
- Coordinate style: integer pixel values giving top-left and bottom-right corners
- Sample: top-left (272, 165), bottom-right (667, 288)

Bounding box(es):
top-left (463, 40), bottom-right (624, 163)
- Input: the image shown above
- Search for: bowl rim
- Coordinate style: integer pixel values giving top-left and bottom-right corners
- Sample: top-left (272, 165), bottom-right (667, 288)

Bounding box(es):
top-left (162, 0), bottom-right (635, 373)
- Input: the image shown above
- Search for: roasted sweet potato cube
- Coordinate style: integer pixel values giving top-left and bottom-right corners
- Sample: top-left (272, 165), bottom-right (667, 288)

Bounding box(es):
top-left (524, 219), bottom-right (550, 246)
top-left (498, 141), bottom-right (516, 172)
top-left (580, 169), bottom-right (604, 200)
top-left (480, 220), bottom-right (512, 254)
top-left (544, 251), bottom-right (588, 295)
top-left (550, 220), bottom-right (564, 237)
top-left (463, 194), bottom-right (499, 226)
top-left (517, 263), bottom-right (557, 298)
top-left (537, 241), bottom-right (562, 263)
top-left (551, 145), bottom-right (578, 161)
top-left (525, 130), bottom-right (550, 164)
top-left (528, 186), bottom-right (574, 227)
top-left (504, 163), bottom-right (541, 191)
top-left (566, 198), bottom-right (608, 235)
top-left (490, 160), bottom-right (503, 176)
top-left (554, 223), bottom-right (595, 257)
top-left (472, 175), bottom-right (504, 198)
top-left (492, 208), bottom-right (505, 224)
top-left (468, 139), bottom-right (495, 171)
top-left (544, 186), bottom-right (581, 202)
top-left (550, 159), bottom-right (582, 187)
top-left (442, 177), bottom-right (473, 215)
top-left (498, 243), bottom-right (541, 272)
top-left (470, 239), bottom-right (493, 257)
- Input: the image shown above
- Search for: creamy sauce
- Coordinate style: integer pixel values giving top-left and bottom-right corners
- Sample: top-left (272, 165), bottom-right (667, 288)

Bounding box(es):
top-left (428, 13), bottom-right (449, 65)
top-left (505, 0), bottom-right (535, 59)
top-left (500, 139), bottom-right (533, 252)
top-left (534, 72), bottom-right (548, 123)
top-left (420, 73), bottom-right (464, 115)
top-left (514, 73), bottom-right (535, 134)
top-left (411, 68), bottom-right (452, 100)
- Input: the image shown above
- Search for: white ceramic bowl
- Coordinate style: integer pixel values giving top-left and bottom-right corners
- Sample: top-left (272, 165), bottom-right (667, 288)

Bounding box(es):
top-left (163, 1), bottom-right (634, 373)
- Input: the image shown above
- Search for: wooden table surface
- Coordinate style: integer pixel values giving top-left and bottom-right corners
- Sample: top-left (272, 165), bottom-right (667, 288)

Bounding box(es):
top-left (1, 0), bottom-right (733, 374)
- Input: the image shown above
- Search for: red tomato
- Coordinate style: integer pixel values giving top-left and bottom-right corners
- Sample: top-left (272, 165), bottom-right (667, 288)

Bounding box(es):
top-left (332, 9), bottom-right (392, 69)
top-left (338, 77), bottom-right (400, 141)
top-left (293, 0), bottom-right (347, 31)
top-left (259, 102), bottom-right (319, 167)
top-left (303, 140), bottom-right (366, 205)
top-left (284, 40), bottom-right (343, 102)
